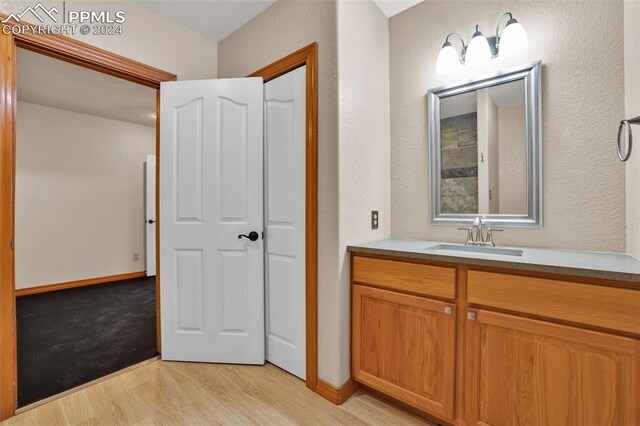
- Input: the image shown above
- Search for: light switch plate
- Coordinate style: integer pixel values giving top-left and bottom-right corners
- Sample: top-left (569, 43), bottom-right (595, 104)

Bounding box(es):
top-left (133, 253), bottom-right (139, 261)
top-left (371, 210), bottom-right (379, 230)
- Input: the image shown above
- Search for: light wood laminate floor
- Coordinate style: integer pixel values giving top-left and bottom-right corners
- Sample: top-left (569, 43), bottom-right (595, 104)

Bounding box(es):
top-left (2, 361), bottom-right (433, 425)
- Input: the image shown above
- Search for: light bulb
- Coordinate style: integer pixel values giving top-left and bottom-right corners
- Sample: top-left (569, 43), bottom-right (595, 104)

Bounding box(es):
top-left (465, 27), bottom-right (491, 68)
top-left (499, 19), bottom-right (528, 57)
top-left (436, 42), bottom-right (462, 75)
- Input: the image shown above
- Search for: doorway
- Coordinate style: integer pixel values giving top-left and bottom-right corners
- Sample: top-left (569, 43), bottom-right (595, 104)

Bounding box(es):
top-left (0, 33), bottom-right (319, 420)
top-left (159, 67), bottom-right (306, 375)
top-left (158, 44), bottom-right (318, 386)
top-left (0, 25), bottom-right (176, 419)
top-left (13, 47), bottom-right (159, 408)
top-left (250, 44), bottom-right (319, 389)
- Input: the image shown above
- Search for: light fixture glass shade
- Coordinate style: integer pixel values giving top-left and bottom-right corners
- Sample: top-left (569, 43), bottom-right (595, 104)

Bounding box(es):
top-left (436, 43), bottom-right (462, 75)
top-left (499, 20), bottom-right (528, 57)
top-left (465, 33), bottom-right (491, 67)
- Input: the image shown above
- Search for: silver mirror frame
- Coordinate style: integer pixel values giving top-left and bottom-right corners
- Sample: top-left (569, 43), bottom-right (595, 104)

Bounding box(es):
top-left (428, 61), bottom-right (542, 227)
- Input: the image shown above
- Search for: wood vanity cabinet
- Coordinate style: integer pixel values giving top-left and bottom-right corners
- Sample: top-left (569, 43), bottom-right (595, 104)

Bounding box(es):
top-left (352, 284), bottom-right (456, 420)
top-left (465, 270), bottom-right (640, 426)
top-left (351, 256), bottom-right (457, 421)
top-left (350, 253), bottom-right (640, 426)
top-left (465, 309), bottom-right (639, 426)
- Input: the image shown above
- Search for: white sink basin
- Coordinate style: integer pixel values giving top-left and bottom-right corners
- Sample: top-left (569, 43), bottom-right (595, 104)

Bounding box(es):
top-left (425, 244), bottom-right (524, 257)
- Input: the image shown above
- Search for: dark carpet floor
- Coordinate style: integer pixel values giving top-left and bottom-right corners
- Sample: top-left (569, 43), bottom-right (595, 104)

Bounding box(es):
top-left (17, 276), bottom-right (158, 407)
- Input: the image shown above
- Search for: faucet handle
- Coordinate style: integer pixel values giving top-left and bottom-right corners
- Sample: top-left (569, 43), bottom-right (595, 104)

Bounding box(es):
top-left (485, 227), bottom-right (503, 247)
top-left (458, 227), bottom-right (475, 245)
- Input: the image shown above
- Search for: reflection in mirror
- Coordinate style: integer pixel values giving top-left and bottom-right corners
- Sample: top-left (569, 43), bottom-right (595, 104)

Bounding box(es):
top-left (428, 61), bottom-right (541, 227)
top-left (440, 79), bottom-right (526, 215)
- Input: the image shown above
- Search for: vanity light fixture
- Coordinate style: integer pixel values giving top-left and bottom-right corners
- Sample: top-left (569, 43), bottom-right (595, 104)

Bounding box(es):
top-left (436, 12), bottom-right (528, 75)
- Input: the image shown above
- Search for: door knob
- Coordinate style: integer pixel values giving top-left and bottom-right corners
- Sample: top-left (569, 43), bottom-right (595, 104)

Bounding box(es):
top-left (147, 219), bottom-right (155, 224)
top-left (238, 231), bottom-right (259, 241)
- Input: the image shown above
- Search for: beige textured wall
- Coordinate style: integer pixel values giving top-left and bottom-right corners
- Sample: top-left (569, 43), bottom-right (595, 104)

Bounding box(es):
top-left (0, 0), bottom-right (218, 79)
top-left (498, 105), bottom-right (526, 214)
top-left (487, 96), bottom-right (499, 214)
top-left (390, 0), bottom-right (625, 252)
top-left (625, 0), bottom-right (640, 258)
top-left (217, 0), bottom-right (344, 386)
top-left (16, 102), bottom-right (155, 289)
top-left (477, 88), bottom-right (499, 214)
top-left (218, 0), bottom-right (390, 387)
top-left (337, 0), bottom-right (390, 382)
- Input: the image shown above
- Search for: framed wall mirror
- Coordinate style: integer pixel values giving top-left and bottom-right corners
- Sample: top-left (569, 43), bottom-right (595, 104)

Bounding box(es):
top-left (428, 61), bottom-right (542, 227)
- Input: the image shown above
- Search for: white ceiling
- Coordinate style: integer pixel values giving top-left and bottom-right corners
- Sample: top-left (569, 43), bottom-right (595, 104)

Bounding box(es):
top-left (137, 0), bottom-right (276, 42)
top-left (17, 48), bottom-right (157, 127)
top-left (15, 1), bottom-right (427, 126)
top-left (137, 0), bottom-right (422, 42)
top-left (441, 91), bottom-right (477, 119)
top-left (373, 0), bottom-right (424, 17)
top-left (441, 79), bottom-right (526, 119)
top-left (487, 79), bottom-right (525, 107)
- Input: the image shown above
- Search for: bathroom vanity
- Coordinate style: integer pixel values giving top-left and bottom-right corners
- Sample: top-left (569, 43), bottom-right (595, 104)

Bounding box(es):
top-left (349, 239), bottom-right (640, 426)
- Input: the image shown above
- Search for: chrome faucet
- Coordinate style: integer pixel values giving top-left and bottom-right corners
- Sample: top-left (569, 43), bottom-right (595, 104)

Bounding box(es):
top-left (458, 216), bottom-right (502, 247)
top-left (472, 216), bottom-right (484, 242)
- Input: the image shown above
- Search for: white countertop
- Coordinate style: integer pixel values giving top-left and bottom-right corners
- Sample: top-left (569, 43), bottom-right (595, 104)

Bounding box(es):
top-left (348, 239), bottom-right (640, 283)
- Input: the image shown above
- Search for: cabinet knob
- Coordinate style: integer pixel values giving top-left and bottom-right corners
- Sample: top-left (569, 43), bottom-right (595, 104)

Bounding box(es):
top-left (467, 312), bottom-right (477, 321)
top-left (444, 306), bottom-right (453, 315)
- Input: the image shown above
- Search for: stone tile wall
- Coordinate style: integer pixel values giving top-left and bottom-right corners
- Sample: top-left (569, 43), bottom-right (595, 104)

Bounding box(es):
top-left (440, 112), bottom-right (478, 213)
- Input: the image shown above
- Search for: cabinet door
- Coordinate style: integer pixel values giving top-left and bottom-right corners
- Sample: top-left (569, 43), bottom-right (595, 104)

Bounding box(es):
top-left (352, 284), bottom-right (456, 420)
top-left (466, 310), bottom-right (639, 426)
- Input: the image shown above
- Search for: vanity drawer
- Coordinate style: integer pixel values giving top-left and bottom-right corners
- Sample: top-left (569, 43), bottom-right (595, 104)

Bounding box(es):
top-left (352, 255), bottom-right (456, 300)
top-left (467, 270), bottom-right (640, 335)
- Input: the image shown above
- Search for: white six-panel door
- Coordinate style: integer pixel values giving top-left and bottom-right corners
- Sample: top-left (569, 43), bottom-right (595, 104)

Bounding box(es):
top-left (264, 66), bottom-right (306, 378)
top-left (160, 78), bottom-right (265, 364)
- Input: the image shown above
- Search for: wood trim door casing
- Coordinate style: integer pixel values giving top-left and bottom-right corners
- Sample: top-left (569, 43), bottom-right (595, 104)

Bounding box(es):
top-left (0, 16), bottom-right (175, 87)
top-left (0, 22), bottom-right (176, 420)
top-left (248, 43), bottom-right (319, 392)
top-left (0, 31), bottom-right (17, 422)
